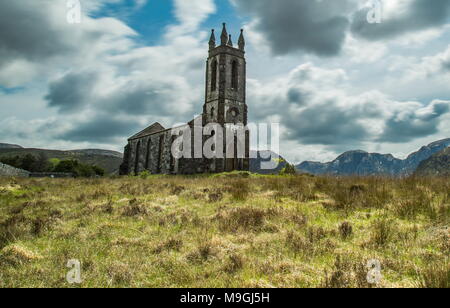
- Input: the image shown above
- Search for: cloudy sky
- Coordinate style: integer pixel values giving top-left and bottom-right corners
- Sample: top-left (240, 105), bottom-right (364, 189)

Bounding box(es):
top-left (0, 0), bottom-right (449, 163)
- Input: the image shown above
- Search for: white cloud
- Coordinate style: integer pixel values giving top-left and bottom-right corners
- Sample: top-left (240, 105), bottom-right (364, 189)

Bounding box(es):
top-left (166, 0), bottom-right (216, 38)
top-left (0, 0), bottom-right (216, 151)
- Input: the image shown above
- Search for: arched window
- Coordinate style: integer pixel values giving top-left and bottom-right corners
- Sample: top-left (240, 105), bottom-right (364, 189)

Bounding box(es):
top-left (145, 139), bottom-right (151, 170)
top-left (231, 60), bottom-right (238, 90)
top-left (210, 106), bottom-right (215, 118)
top-left (211, 59), bottom-right (217, 92)
top-left (134, 140), bottom-right (141, 175)
top-left (156, 135), bottom-right (164, 174)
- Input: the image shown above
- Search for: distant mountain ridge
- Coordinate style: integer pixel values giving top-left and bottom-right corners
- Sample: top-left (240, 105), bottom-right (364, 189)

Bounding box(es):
top-left (68, 149), bottom-right (123, 159)
top-left (0, 145), bottom-right (123, 174)
top-left (414, 147), bottom-right (450, 177)
top-left (0, 143), bottom-right (23, 149)
top-left (297, 138), bottom-right (450, 176)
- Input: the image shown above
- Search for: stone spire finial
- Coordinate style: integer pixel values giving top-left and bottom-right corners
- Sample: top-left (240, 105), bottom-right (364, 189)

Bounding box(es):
top-left (238, 29), bottom-right (245, 51)
top-left (220, 23), bottom-right (228, 46)
top-left (227, 34), bottom-right (233, 47)
top-left (209, 29), bottom-right (216, 50)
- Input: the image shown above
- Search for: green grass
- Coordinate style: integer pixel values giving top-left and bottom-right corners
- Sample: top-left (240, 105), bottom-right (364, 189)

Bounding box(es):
top-left (0, 175), bottom-right (448, 288)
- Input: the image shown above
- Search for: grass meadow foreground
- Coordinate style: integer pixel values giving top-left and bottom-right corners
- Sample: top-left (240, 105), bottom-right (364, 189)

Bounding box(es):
top-left (0, 173), bottom-right (448, 288)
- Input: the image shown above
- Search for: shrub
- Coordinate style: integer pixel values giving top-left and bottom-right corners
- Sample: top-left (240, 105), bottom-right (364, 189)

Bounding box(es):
top-left (0, 153), bottom-right (51, 172)
top-left (53, 159), bottom-right (105, 177)
top-left (370, 217), bottom-right (395, 247)
top-left (138, 170), bottom-right (152, 179)
top-left (339, 222), bottom-right (353, 240)
top-left (279, 163), bottom-right (297, 175)
top-left (217, 207), bottom-right (267, 232)
top-left (224, 253), bottom-right (244, 273)
top-left (227, 179), bottom-right (250, 201)
top-left (153, 238), bottom-right (184, 254)
top-left (417, 261), bottom-right (450, 288)
top-left (285, 231), bottom-right (312, 255)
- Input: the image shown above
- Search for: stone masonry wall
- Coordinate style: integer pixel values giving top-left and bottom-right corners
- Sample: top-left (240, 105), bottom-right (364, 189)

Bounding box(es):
top-left (0, 163), bottom-right (30, 177)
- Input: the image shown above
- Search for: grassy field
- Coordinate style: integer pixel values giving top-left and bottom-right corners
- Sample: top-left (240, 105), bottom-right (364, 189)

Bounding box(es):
top-left (0, 173), bottom-right (448, 288)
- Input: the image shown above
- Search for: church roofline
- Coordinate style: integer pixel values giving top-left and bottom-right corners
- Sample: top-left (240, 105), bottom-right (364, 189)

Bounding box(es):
top-left (128, 122), bottom-right (165, 140)
top-left (127, 118), bottom-right (201, 141)
top-left (208, 45), bottom-right (245, 58)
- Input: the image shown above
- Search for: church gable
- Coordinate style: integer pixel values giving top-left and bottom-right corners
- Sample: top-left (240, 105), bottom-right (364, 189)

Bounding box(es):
top-left (129, 122), bottom-right (165, 140)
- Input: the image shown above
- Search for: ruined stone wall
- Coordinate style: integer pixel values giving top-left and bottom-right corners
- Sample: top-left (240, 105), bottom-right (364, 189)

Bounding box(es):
top-left (127, 130), bottom-right (176, 175)
top-left (0, 163), bottom-right (30, 177)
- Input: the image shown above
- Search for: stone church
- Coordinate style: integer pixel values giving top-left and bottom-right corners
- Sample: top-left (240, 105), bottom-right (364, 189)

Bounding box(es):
top-left (120, 23), bottom-right (250, 175)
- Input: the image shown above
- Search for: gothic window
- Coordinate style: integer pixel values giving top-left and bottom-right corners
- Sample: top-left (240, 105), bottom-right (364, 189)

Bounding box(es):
top-left (134, 140), bottom-right (141, 175)
top-left (210, 106), bottom-right (215, 118)
top-left (211, 59), bottom-right (217, 92)
top-left (231, 60), bottom-right (238, 90)
top-left (170, 136), bottom-right (176, 173)
top-left (156, 135), bottom-right (164, 173)
top-left (145, 139), bottom-right (151, 170)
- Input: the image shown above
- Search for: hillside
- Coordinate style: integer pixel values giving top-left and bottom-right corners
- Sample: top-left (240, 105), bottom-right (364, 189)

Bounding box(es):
top-left (414, 147), bottom-right (450, 177)
top-left (0, 143), bottom-right (23, 149)
top-left (249, 150), bottom-right (288, 174)
top-left (297, 138), bottom-right (450, 176)
top-left (0, 148), bottom-right (123, 175)
top-left (0, 175), bottom-right (447, 288)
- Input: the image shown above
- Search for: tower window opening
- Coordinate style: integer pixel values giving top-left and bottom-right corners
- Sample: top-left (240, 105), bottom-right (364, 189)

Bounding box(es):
top-left (211, 60), bottom-right (217, 92)
top-left (231, 60), bottom-right (238, 90)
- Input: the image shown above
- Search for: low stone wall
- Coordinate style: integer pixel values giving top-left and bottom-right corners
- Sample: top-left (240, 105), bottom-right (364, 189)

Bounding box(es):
top-left (29, 172), bottom-right (74, 178)
top-left (0, 162), bottom-right (30, 177)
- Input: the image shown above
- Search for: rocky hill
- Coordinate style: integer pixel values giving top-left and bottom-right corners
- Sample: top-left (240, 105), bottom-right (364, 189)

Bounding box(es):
top-left (297, 138), bottom-right (450, 176)
top-left (414, 147), bottom-right (450, 176)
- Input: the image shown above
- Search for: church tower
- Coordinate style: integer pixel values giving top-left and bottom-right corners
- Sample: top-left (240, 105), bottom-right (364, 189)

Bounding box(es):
top-left (204, 23), bottom-right (249, 172)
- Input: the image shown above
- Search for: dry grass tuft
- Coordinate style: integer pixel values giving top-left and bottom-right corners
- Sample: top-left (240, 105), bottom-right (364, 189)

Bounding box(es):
top-left (122, 199), bottom-right (148, 217)
top-left (216, 207), bottom-right (268, 232)
top-left (338, 221), bottom-right (353, 240)
top-left (153, 237), bottom-right (184, 254)
top-left (0, 244), bottom-right (43, 266)
top-left (369, 217), bottom-right (396, 247)
top-left (417, 260), bottom-right (449, 288)
top-left (226, 179), bottom-right (250, 201)
top-left (224, 253), bottom-right (244, 273)
top-left (108, 261), bottom-right (133, 284)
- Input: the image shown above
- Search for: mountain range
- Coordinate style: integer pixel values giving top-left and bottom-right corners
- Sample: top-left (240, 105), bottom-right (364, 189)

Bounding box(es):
top-left (296, 138), bottom-right (450, 176)
top-left (0, 146), bottom-right (123, 174)
top-left (414, 147), bottom-right (450, 177)
top-left (1, 139), bottom-right (448, 176)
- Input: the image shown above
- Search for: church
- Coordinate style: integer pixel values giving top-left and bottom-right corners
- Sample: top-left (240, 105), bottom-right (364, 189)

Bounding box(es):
top-left (120, 23), bottom-right (250, 175)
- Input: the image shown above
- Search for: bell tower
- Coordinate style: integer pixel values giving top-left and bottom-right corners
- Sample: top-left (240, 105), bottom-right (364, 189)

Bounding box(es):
top-left (203, 23), bottom-right (249, 172)
top-left (204, 23), bottom-right (247, 126)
